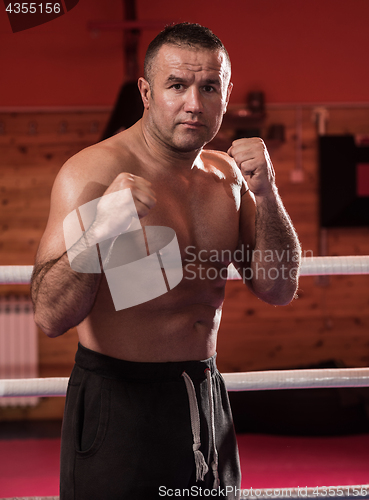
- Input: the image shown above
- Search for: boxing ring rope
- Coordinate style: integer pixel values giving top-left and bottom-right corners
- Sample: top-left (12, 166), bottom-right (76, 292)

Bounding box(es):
top-left (1, 257), bottom-right (369, 500)
top-left (229, 255), bottom-right (369, 278)
top-left (1, 255), bottom-right (369, 284)
top-left (1, 367), bottom-right (369, 398)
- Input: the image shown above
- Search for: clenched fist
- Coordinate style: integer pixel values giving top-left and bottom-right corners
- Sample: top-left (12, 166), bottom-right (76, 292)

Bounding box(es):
top-left (92, 173), bottom-right (157, 242)
top-left (100, 173), bottom-right (157, 219)
top-left (227, 138), bottom-right (276, 197)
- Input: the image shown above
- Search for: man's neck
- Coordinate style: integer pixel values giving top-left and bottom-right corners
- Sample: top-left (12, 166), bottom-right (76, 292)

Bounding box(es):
top-left (137, 119), bottom-right (202, 174)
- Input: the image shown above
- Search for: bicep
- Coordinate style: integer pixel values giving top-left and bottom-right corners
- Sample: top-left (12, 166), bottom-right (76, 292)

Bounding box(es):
top-left (35, 172), bottom-right (72, 267)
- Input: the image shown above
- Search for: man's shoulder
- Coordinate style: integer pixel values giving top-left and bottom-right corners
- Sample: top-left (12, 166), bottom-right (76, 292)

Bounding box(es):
top-left (59, 131), bottom-right (137, 186)
top-left (200, 148), bottom-right (244, 186)
top-left (50, 130), bottom-right (139, 211)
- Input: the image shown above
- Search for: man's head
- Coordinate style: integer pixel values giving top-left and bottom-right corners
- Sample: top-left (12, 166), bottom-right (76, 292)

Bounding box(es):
top-left (144, 23), bottom-right (231, 89)
top-left (138, 23), bottom-right (233, 154)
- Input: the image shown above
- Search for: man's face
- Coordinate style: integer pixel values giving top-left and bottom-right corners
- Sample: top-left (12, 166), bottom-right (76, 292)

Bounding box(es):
top-left (140, 44), bottom-right (232, 154)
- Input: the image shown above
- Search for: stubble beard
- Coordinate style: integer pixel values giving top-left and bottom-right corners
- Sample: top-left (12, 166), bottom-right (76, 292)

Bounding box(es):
top-left (148, 104), bottom-right (223, 155)
top-left (152, 122), bottom-right (208, 155)
top-left (169, 120), bottom-right (223, 154)
top-left (172, 129), bottom-right (208, 153)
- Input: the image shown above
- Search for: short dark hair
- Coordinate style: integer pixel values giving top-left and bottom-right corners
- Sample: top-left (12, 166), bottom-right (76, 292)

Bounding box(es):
top-left (144, 22), bottom-right (231, 84)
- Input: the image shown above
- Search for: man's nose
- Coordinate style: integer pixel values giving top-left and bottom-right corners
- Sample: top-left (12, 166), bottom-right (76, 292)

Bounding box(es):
top-left (183, 87), bottom-right (203, 113)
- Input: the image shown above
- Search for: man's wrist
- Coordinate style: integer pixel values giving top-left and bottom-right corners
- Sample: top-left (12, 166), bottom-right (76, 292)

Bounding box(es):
top-left (254, 185), bottom-right (279, 204)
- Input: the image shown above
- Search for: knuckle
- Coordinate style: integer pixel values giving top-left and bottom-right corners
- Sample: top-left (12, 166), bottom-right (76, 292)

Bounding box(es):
top-left (117, 172), bottom-right (129, 180)
top-left (118, 172), bottom-right (135, 183)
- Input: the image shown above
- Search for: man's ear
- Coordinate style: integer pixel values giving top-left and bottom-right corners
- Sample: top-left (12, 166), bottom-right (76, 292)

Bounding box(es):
top-left (138, 77), bottom-right (151, 110)
top-left (223, 81), bottom-right (233, 114)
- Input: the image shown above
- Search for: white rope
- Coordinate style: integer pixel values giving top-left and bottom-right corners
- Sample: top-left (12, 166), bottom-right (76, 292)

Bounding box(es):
top-left (0, 265), bottom-right (33, 284)
top-left (299, 255), bottom-right (369, 276)
top-left (223, 367), bottom-right (369, 391)
top-left (227, 255), bottom-right (369, 279)
top-left (1, 368), bottom-right (369, 398)
top-left (1, 256), bottom-right (369, 284)
top-left (0, 377), bottom-right (68, 397)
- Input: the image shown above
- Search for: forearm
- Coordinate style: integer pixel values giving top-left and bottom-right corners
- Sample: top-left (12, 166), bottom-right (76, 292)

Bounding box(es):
top-left (31, 250), bottom-right (102, 337)
top-left (249, 187), bottom-right (301, 305)
top-left (31, 217), bottom-right (111, 338)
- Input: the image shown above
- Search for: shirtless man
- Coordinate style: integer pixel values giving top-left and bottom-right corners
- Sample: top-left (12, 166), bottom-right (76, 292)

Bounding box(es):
top-left (31, 23), bottom-right (300, 500)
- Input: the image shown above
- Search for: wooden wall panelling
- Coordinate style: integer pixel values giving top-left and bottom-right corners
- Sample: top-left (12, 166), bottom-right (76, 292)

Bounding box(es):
top-left (0, 111), bottom-right (110, 266)
top-left (0, 107), bottom-right (369, 421)
top-left (0, 110), bottom-right (109, 421)
top-left (217, 276), bottom-right (369, 373)
top-left (217, 105), bottom-right (369, 374)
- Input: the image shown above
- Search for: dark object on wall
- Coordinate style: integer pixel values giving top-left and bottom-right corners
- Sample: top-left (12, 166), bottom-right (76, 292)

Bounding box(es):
top-left (266, 123), bottom-right (286, 143)
top-left (229, 386), bottom-right (369, 436)
top-left (100, 81), bottom-right (144, 141)
top-left (234, 128), bottom-right (261, 140)
top-left (230, 91), bottom-right (266, 141)
top-left (247, 91), bottom-right (265, 114)
top-left (100, 0), bottom-right (144, 141)
top-left (319, 135), bottom-right (369, 227)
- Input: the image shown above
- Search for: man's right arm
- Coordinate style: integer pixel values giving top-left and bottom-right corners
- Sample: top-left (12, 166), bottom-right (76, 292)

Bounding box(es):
top-left (31, 152), bottom-right (157, 338)
top-left (31, 240), bottom-right (102, 338)
top-left (30, 153), bottom-right (106, 338)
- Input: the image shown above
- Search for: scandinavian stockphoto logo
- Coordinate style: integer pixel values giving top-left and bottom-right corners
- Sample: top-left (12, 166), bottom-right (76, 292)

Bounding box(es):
top-left (4, 0), bottom-right (79, 33)
top-left (63, 188), bottom-right (183, 311)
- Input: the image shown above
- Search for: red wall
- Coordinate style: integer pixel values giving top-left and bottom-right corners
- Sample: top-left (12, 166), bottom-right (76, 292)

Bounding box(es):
top-left (1, 0), bottom-right (369, 106)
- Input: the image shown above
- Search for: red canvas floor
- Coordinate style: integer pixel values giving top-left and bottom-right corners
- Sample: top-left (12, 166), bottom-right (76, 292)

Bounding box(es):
top-left (0, 434), bottom-right (369, 497)
top-left (238, 434), bottom-right (369, 488)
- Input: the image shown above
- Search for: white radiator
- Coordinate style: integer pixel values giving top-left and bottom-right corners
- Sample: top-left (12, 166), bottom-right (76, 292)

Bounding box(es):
top-left (0, 295), bottom-right (39, 407)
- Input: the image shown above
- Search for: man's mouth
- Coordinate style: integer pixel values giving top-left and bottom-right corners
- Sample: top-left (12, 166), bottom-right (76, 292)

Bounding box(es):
top-left (180, 121), bottom-right (204, 129)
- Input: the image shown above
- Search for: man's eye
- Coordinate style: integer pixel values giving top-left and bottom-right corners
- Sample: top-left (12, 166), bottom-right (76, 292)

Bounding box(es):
top-left (203, 86), bottom-right (215, 93)
top-left (171, 84), bottom-right (183, 90)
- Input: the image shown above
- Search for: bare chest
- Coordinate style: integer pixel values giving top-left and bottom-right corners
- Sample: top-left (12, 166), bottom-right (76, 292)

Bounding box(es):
top-left (140, 175), bottom-right (241, 266)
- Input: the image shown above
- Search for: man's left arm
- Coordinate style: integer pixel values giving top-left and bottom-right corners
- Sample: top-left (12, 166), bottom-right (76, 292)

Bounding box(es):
top-left (228, 138), bottom-right (301, 306)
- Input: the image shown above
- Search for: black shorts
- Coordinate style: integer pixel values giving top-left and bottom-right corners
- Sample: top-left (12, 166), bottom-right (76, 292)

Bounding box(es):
top-left (60, 343), bottom-right (241, 499)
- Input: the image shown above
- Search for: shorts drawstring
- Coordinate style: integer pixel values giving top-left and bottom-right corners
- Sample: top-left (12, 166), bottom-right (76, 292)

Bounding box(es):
top-left (205, 368), bottom-right (220, 489)
top-left (181, 371), bottom-right (209, 481)
top-left (181, 369), bottom-right (220, 488)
